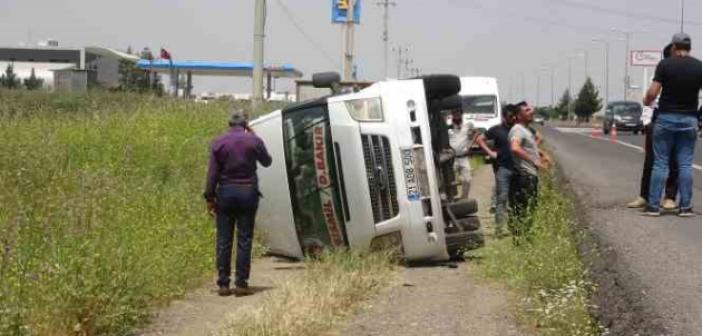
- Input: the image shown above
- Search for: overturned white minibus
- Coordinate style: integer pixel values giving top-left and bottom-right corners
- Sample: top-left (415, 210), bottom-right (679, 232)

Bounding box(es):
top-left (251, 73), bottom-right (481, 262)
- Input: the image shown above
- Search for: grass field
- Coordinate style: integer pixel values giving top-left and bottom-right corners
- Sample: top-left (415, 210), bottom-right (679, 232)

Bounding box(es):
top-left (0, 90), bottom-right (272, 335)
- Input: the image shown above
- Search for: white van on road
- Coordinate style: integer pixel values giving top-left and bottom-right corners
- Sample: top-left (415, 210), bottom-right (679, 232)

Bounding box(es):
top-left (458, 77), bottom-right (502, 134)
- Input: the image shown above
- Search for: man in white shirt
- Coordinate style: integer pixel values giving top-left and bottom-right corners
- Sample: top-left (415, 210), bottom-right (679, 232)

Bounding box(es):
top-left (448, 109), bottom-right (474, 198)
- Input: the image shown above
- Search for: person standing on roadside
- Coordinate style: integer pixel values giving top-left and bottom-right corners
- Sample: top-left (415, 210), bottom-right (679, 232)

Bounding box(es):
top-left (448, 108), bottom-right (474, 199)
top-left (476, 104), bottom-right (517, 236)
top-left (508, 102), bottom-right (546, 237)
top-left (204, 109), bottom-right (272, 296)
top-left (628, 44), bottom-right (679, 211)
top-left (643, 33), bottom-right (702, 217)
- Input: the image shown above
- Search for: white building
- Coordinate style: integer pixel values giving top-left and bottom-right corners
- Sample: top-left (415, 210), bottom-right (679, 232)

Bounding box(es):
top-left (0, 42), bottom-right (137, 91)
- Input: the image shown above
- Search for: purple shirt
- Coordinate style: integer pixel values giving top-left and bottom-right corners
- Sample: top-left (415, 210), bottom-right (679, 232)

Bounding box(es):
top-left (204, 126), bottom-right (272, 200)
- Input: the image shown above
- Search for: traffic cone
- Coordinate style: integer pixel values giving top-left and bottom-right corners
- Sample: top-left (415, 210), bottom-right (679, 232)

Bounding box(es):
top-left (610, 124), bottom-right (617, 142)
top-left (591, 127), bottom-right (601, 138)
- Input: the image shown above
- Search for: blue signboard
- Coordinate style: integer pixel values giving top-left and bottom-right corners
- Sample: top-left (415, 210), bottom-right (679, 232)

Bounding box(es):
top-left (331, 0), bottom-right (361, 24)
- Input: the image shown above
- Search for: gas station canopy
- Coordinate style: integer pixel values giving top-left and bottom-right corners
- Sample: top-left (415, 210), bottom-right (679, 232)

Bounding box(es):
top-left (136, 59), bottom-right (303, 78)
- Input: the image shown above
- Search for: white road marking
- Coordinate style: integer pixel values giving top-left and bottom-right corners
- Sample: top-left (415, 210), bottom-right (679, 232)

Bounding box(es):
top-left (557, 128), bottom-right (702, 172)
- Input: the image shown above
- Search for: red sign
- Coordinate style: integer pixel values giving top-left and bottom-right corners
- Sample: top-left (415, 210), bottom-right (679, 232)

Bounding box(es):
top-left (313, 125), bottom-right (344, 246)
top-left (314, 126), bottom-right (331, 188)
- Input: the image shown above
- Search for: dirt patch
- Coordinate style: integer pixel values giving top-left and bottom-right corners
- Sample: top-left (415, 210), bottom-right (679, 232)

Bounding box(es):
top-left (336, 166), bottom-right (529, 336)
top-left (136, 257), bottom-right (302, 336)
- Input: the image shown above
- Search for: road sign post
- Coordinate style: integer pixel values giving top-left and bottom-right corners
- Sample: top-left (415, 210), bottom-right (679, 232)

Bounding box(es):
top-left (631, 50), bottom-right (662, 104)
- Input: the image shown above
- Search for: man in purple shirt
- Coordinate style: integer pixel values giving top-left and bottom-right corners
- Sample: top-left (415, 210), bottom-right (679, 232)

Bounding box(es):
top-left (204, 109), bottom-right (272, 296)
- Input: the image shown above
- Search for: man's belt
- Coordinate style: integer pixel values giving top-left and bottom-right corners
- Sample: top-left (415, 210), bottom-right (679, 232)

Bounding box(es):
top-left (455, 153), bottom-right (470, 159)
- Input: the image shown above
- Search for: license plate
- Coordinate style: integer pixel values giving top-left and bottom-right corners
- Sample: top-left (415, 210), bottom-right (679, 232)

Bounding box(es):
top-left (401, 148), bottom-right (421, 201)
top-left (626, 123), bottom-right (636, 127)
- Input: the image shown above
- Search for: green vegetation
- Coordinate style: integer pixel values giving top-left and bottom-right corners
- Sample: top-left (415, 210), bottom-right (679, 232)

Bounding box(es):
top-left (555, 89), bottom-right (573, 121)
top-left (477, 173), bottom-right (603, 336)
top-left (220, 250), bottom-right (395, 336)
top-left (574, 77), bottom-right (603, 123)
top-left (0, 90), bottom-right (263, 335)
top-left (1, 64), bottom-right (21, 89)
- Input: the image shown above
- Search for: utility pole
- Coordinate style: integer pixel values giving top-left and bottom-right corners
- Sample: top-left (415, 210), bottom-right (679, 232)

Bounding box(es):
top-left (681, 0), bottom-right (685, 32)
top-left (549, 67), bottom-right (555, 106)
top-left (624, 31), bottom-right (631, 100)
top-left (343, 0), bottom-right (356, 80)
top-left (536, 71), bottom-right (541, 107)
top-left (404, 58), bottom-right (413, 78)
top-left (593, 39), bottom-right (610, 110)
top-left (252, 0), bottom-right (266, 112)
top-left (377, 0), bottom-right (396, 79)
top-left (568, 56), bottom-right (573, 96)
top-left (393, 46), bottom-right (407, 78)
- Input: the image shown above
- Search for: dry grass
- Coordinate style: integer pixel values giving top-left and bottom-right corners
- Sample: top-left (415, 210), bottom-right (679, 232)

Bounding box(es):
top-left (219, 250), bottom-right (396, 336)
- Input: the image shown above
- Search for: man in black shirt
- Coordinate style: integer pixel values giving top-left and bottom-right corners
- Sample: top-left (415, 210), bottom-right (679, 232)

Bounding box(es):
top-left (476, 104), bottom-right (516, 236)
top-left (643, 32), bottom-right (702, 217)
top-left (628, 43), bottom-right (678, 210)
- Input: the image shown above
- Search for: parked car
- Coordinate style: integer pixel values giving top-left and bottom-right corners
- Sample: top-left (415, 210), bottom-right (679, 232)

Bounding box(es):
top-left (534, 115), bottom-right (545, 126)
top-left (603, 101), bottom-right (644, 135)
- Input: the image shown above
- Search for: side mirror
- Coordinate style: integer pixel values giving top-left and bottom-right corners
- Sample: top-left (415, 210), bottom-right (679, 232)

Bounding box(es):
top-left (312, 72), bottom-right (341, 94)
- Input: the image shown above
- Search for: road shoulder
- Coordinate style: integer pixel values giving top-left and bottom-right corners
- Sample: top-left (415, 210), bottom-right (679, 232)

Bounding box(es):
top-left (336, 165), bottom-right (527, 336)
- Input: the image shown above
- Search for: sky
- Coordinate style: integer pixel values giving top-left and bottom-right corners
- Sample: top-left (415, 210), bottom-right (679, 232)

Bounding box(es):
top-left (1, 0), bottom-right (701, 105)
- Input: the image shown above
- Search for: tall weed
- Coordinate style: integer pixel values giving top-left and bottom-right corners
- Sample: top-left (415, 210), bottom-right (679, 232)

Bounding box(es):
top-left (478, 174), bottom-right (605, 335)
top-left (0, 90), bottom-right (242, 335)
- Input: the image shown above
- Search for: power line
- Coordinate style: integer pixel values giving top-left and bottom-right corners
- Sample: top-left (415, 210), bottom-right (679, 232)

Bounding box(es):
top-left (272, 0), bottom-right (340, 68)
top-left (456, 0), bottom-right (672, 39)
top-left (545, 0), bottom-right (702, 27)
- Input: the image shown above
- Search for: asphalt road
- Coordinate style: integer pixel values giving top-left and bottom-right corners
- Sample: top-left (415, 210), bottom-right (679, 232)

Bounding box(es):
top-left (543, 126), bottom-right (702, 336)
top-left (616, 131), bottom-right (702, 167)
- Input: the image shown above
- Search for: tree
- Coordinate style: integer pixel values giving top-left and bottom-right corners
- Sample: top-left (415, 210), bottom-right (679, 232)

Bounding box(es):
top-left (23, 68), bottom-right (44, 90)
top-left (574, 77), bottom-right (602, 123)
top-left (0, 63), bottom-right (21, 89)
top-left (555, 89), bottom-right (572, 121)
top-left (117, 58), bottom-right (163, 95)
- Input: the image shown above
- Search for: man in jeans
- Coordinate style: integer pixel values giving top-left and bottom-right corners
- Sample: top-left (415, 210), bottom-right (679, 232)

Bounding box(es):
top-left (476, 104), bottom-right (516, 236)
top-left (628, 43), bottom-right (678, 211)
top-left (508, 102), bottom-right (546, 236)
top-left (204, 109), bottom-right (272, 296)
top-left (644, 33), bottom-right (702, 217)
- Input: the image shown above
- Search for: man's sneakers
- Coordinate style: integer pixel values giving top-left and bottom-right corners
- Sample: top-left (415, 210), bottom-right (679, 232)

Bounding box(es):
top-left (662, 198), bottom-right (677, 211)
top-left (232, 286), bottom-right (254, 297)
top-left (217, 286), bottom-right (232, 297)
top-left (627, 197), bottom-right (647, 209)
top-left (679, 208), bottom-right (695, 218)
top-left (642, 208), bottom-right (661, 217)
top-left (218, 284), bottom-right (255, 296)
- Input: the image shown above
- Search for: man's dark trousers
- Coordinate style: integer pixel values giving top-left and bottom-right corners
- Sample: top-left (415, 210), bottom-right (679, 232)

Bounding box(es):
top-left (640, 123), bottom-right (678, 201)
top-left (508, 173), bottom-right (538, 237)
top-left (215, 184), bottom-right (259, 288)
